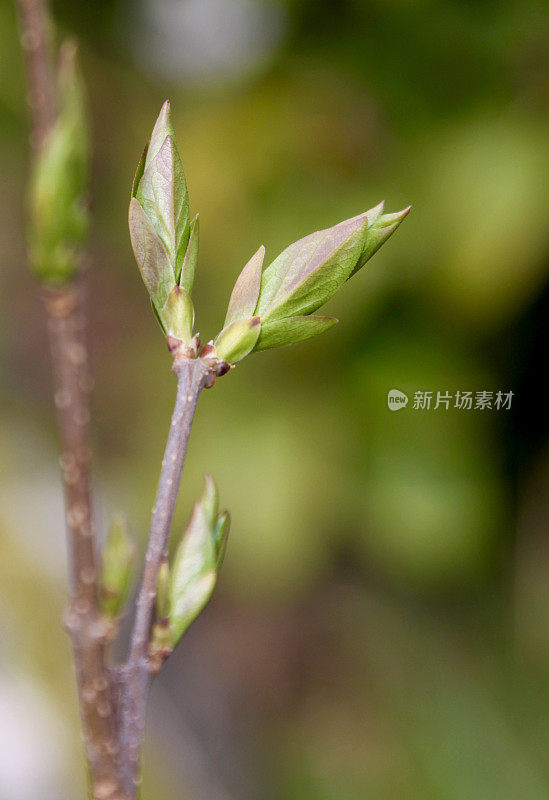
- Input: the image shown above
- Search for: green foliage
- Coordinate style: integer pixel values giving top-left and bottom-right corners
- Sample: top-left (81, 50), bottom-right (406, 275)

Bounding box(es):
top-left (130, 104), bottom-right (409, 360)
top-left (29, 40), bottom-right (89, 284)
top-left (216, 201), bottom-right (409, 358)
top-left (150, 476), bottom-right (229, 654)
top-left (129, 100), bottom-right (196, 343)
top-left (254, 203), bottom-right (410, 323)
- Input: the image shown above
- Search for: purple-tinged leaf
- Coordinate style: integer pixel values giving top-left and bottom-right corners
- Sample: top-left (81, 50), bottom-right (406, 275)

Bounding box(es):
top-left (255, 202), bottom-right (409, 322)
top-left (135, 135), bottom-right (190, 279)
top-left (256, 213), bottom-right (371, 322)
top-left (255, 315), bottom-right (338, 351)
top-left (224, 245), bottom-right (265, 326)
top-left (129, 197), bottom-right (175, 310)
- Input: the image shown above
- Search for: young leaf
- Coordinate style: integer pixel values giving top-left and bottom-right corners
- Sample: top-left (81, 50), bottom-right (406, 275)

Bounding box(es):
top-left (168, 499), bottom-right (217, 644)
top-left (158, 285), bottom-right (194, 343)
top-left (129, 197), bottom-right (175, 311)
top-left (161, 475), bottom-right (229, 649)
top-left (255, 213), bottom-right (370, 322)
top-left (255, 203), bottom-right (410, 322)
top-left (135, 135), bottom-right (190, 280)
top-left (255, 315), bottom-right (338, 351)
top-left (179, 213), bottom-right (199, 292)
top-left (224, 245), bottom-right (265, 326)
top-left (168, 572), bottom-right (217, 646)
top-left (214, 316), bottom-right (261, 364)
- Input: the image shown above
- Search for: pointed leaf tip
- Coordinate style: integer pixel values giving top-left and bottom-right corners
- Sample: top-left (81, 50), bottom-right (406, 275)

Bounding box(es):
top-left (378, 205), bottom-right (411, 226)
top-left (146, 100), bottom-right (176, 168)
top-left (349, 203), bottom-right (411, 278)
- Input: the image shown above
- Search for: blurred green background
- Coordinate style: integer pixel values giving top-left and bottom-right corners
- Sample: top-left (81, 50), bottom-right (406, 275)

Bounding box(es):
top-left (1, 0), bottom-right (549, 797)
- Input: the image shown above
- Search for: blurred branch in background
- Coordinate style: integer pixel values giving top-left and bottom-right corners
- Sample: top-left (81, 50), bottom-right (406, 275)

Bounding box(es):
top-left (15, 0), bottom-right (121, 795)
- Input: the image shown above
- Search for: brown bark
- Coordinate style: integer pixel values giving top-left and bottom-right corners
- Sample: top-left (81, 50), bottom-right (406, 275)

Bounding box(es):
top-left (16, 0), bottom-right (123, 795)
top-left (44, 288), bottom-right (122, 799)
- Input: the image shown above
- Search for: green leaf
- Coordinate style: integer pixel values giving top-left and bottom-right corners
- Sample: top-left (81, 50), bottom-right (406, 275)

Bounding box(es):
top-left (224, 245), bottom-right (265, 326)
top-left (158, 476), bottom-right (229, 649)
top-left (255, 315), bottom-right (338, 351)
top-left (100, 515), bottom-right (134, 619)
top-left (255, 203), bottom-right (410, 322)
top-left (179, 213), bottom-right (199, 291)
top-left (214, 316), bottom-right (261, 364)
top-left (135, 134), bottom-right (190, 280)
top-left (158, 285), bottom-right (194, 343)
top-left (129, 197), bottom-right (175, 310)
top-left (255, 213), bottom-right (370, 322)
top-left (169, 572), bottom-right (217, 646)
top-left (168, 501), bottom-right (217, 644)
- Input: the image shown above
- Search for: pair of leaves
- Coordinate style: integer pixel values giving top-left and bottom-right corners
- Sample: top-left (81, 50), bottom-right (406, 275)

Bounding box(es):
top-left (151, 476), bottom-right (229, 653)
top-left (129, 102), bottom-right (410, 360)
top-left (129, 101), bottom-right (198, 342)
top-left (215, 201), bottom-right (410, 360)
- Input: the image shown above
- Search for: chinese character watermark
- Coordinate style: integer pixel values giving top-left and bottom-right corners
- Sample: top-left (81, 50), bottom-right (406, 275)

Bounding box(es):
top-left (387, 389), bottom-right (513, 412)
